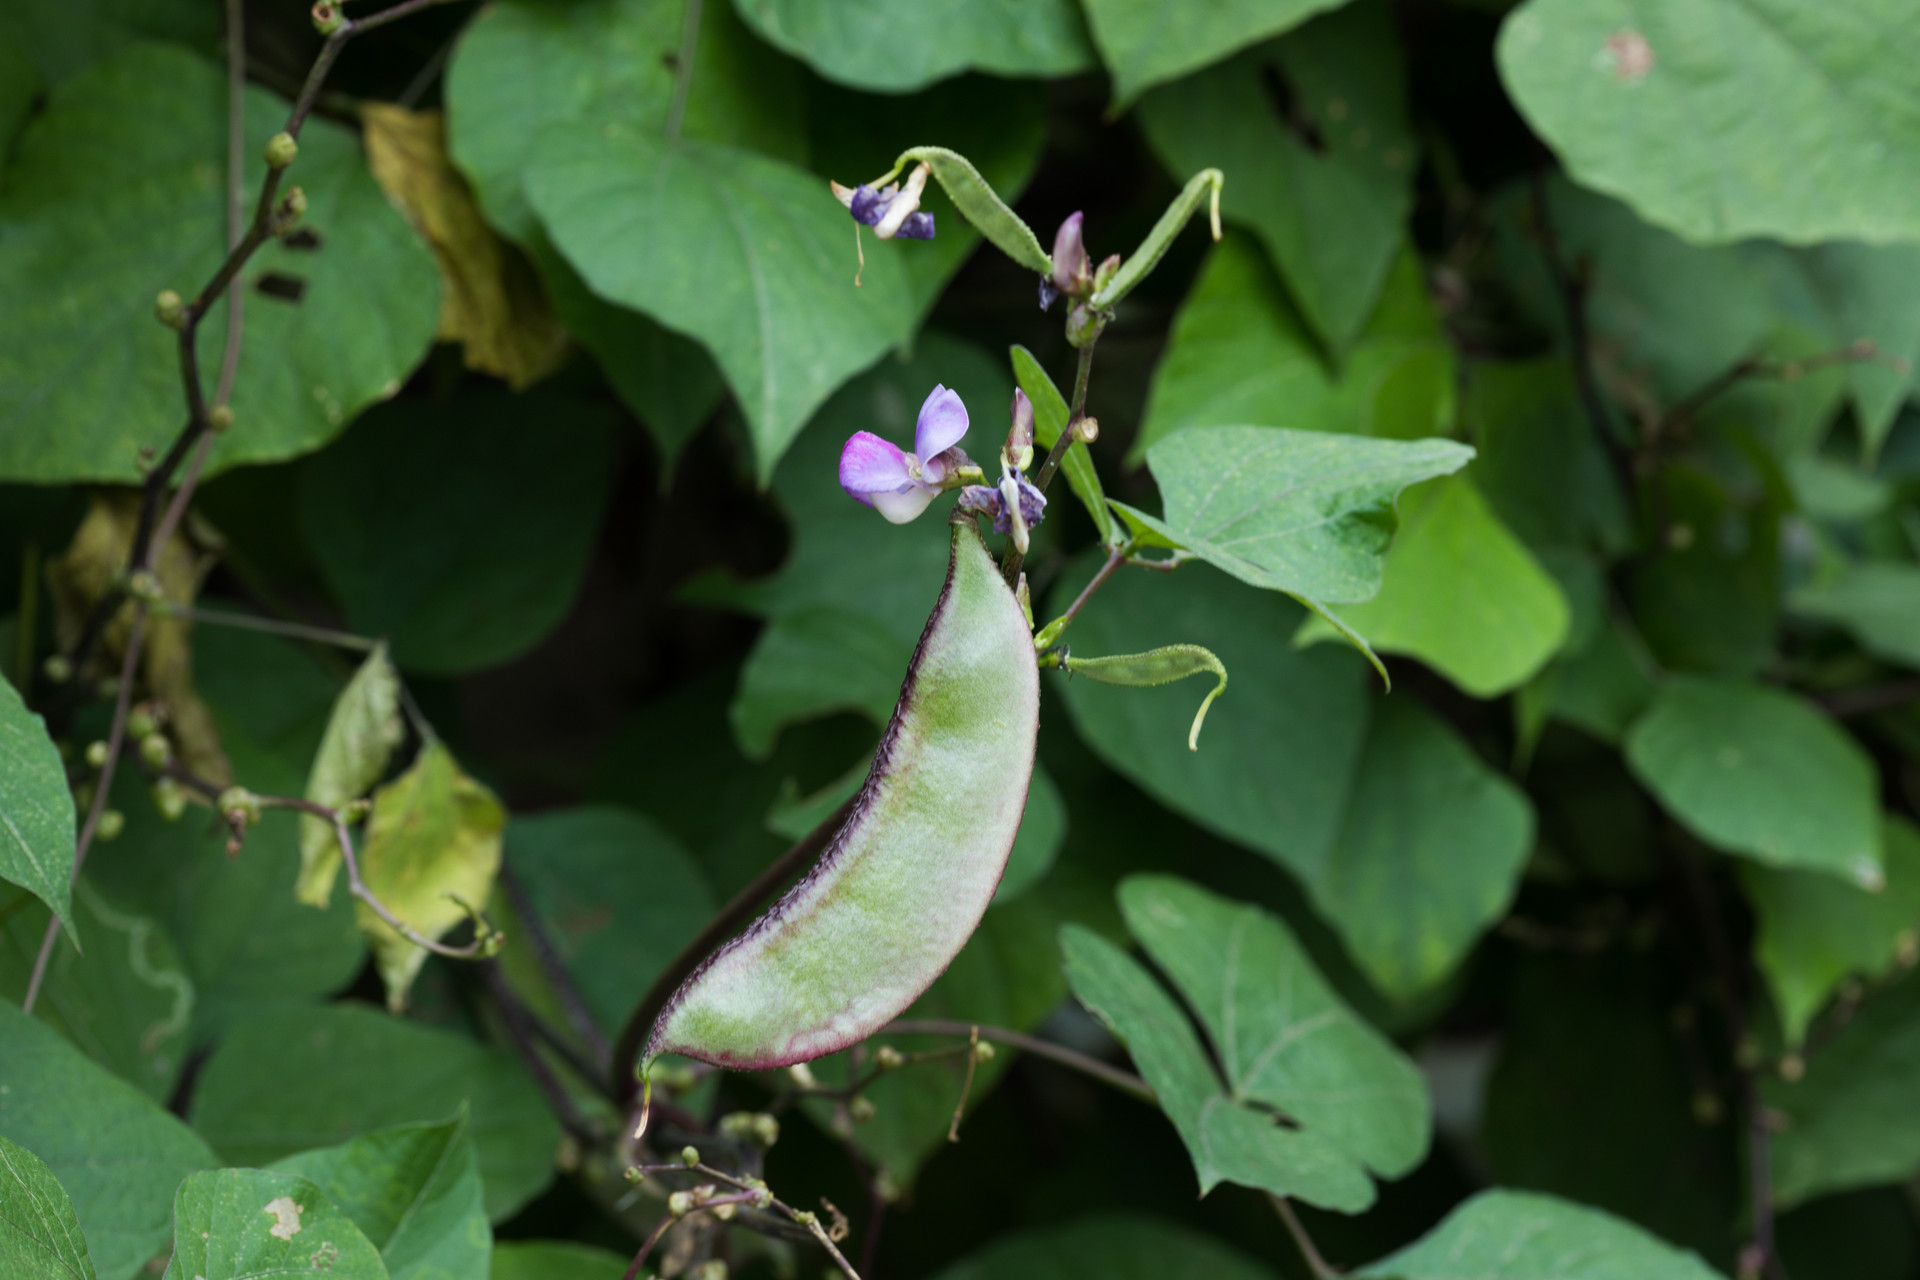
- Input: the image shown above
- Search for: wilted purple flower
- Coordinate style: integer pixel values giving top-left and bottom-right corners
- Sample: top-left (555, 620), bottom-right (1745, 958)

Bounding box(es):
top-left (957, 475), bottom-right (1047, 553)
top-left (839, 384), bottom-right (971, 523)
top-left (830, 163), bottom-right (936, 241)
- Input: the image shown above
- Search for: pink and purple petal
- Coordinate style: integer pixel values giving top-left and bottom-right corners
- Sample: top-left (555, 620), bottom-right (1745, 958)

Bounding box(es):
top-left (914, 385), bottom-right (969, 461)
top-left (872, 485), bottom-right (939, 524)
top-left (840, 430), bottom-right (913, 506)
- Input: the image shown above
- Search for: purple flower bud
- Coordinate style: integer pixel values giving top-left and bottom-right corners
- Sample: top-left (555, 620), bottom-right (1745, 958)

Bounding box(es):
top-left (1004, 389), bottom-right (1034, 472)
top-left (1049, 211), bottom-right (1090, 295)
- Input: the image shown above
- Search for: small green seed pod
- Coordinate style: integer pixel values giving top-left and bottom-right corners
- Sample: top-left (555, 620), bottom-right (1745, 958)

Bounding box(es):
top-left (139, 733), bottom-right (171, 768)
top-left (154, 290), bottom-right (186, 329)
top-left (95, 810), bottom-right (125, 841)
top-left (42, 655), bottom-right (73, 684)
top-left (264, 131), bottom-right (298, 170)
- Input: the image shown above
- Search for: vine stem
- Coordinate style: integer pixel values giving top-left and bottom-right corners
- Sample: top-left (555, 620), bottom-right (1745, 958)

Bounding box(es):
top-left (1001, 338), bottom-right (1099, 588)
top-left (881, 1019), bottom-right (1153, 1102)
top-left (148, 601), bottom-right (382, 652)
top-left (628, 1159), bottom-right (863, 1279)
top-left (1269, 1195), bottom-right (1338, 1280)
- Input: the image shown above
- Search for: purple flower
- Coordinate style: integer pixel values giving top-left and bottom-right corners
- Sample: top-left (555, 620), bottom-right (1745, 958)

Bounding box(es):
top-left (957, 475), bottom-right (1047, 553)
top-left (1050, 212), bottom-right (1090, 294)
top-left (839, 384), bottom-right (971, 524)
top-left (830, 163), bottom-right (936, 241)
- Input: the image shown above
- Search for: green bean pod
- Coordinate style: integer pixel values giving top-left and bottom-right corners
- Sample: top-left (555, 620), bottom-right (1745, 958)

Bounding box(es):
top-left (646, 516), bottom-right (1039, 1071)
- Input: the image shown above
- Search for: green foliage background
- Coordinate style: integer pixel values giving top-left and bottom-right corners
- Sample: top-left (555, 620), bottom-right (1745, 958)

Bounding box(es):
top-left (2, 0), bottom-right (1920, 1276)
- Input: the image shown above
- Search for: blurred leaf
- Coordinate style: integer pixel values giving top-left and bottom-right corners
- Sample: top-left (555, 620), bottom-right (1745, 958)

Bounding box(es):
top-left (0, 1000), bottom-right (216, 1280)
top-left (1497, 0), bottom-right (1920, 245)
top-left (1356, 1188), bottom-right (1724, 1279)
top-left (491, 1242), bottom-right (628, 1280)
top-left (1138, 1), bottom-right (1415, 352)
top-left (0, 671), bottom-right (74, 938)
top-left (0, 0), bottom-right (214, 84)
top-left (996, 765), bottom-right (1064, 903)
top-left (1114, 425), bottom-right (1475, 605)
top-left (527, 128), bottom-right (924, 484)
top-left (1786, 454), bottom-right (1892, 524)
top-left (1542, 613), bottom-right (1660, 744)
top-left (1136, 238), bottom-right (1454, 460)
top-left (1625, 676), bottom-right (1882, 886)
top-left (298, 391), bottom-right (617, 676)
top-left (272, 1116), bottom-right (488, 1280)
top-left (734, 0), bottom-right (1094, 91)
top-left (298, 645), bottom-right (404, 909)
top-left (1768, 973), bottom-right (1920, 1207)
top-left (163, 1168), bottom-right (385, 1280)
top-left (0, 1131), bottom-right (97, 1280)
top-left (47, 490), bottom-right (229, 786)
top-left (1081, 0), bottom-right (1347, 107)
top-left (1745, 817), bottom-right (1920, 1046)
top-left (357, 744), bottom-right (506, 1012)
top-left (1296, 476), bottom-right (1570, 697)
top-left (1011, 345), bottom-right (1111, 544)
top-left (190, 1003), bottom-right (558, 1222)
top-left (1775, 1187), bottom-right (1920, 1280)
top-left (0, 881), bottom-right (194, 1103)
top-left (1627, 468), bottom-right (1780, 677)
top-left (0, 33), bottom-right (38, 148)
top-left (1791, 562), bottom-right (1920, 669)
top-left (502, 806), bottom-right (713, 1034)
top-left (1467, 359), bottom-right (1633, 556)
top-left (731, 608), bottom-right (903, 759)
top-left (84, 626), bottom-right (364, 1039)
top-left (1060, 921), bottom-right (1375, 1211)
top-left (932, 1215), bottom-right (1279, 1280)
top-left (361, 105), bottom-right (568, 390)
top-left (0, 43), bottom-right (439, 484)
top-left (1484, 954), bottom-right (1738, 1257)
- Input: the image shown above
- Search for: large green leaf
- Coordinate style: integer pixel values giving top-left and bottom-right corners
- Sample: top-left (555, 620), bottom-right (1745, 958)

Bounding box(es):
top-left (1744, 817), bottom-right (1920, 1047)
top-left (1296, 476), bottom-right (1571, 697)
top-left (0, 43), bottom-right (439, 484)
top-left (732, 0), bottom-right (1095, 91)
top-left (1791, 562), bottom-right (1920, 669)
top-left (1497, 0), bottom-right (1920, 246)
top-left (1080, 0), bottom-right (1348, 107)
top-left (1356, 1189), bottom-right (1724, 1280)
top-left (298, 391), bottom-right (617, 676)
top-left (1119, 877), bottom-right (1429, 1176)
top-left (1061, 923), bottom-right (1374, 1211)
top-left (1114, 425), bottom-right (1474, 605)
top-left (0, 1001), bottom-right (216, 1280)
top-left (1624, 676), bottom-right (1882, 887)
top-left (1768, 974), bottom-right (1920, 1207)
top-left (0, 672), bottom-right (74, 938)
top-left (933, 1215), bottom-right (1279, 1280)
top-left (272, 1117), bottom-right (489, 1280)
top-left (526, 127), bottom-right (924, 483)
top-left (491, 1242), bottom-right (628, 1280)
top-left (0, 1131), bottom-right (98, 1280)
top-left (0, 0), bottom-right (214, 84)
top-left (162, 1168), bottom-right (386, 1280)
top-left (189, 1003), bottom-right (558, 1222)
top-left (1135, 238), bottom-right (1454, 460)
top-left (1465, 359), bottom-right (1633, 558)
top-left (1137, 1), bottom-right (1415, 352)
top-left (1054, 557), bottom-right (1531, 998)
top-left (730, 608), bottom-right (904, 759)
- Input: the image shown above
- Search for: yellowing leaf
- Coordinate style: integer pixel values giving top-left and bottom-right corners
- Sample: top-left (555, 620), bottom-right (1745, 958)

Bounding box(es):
top-left (362, 104), bottom-right (568, 390)
top-left (46, 489), bottom-right (231, 786)
top-left (296, 645), bottom-right (404, 907)
top-left (357, 742), bottom-right (505, 1010)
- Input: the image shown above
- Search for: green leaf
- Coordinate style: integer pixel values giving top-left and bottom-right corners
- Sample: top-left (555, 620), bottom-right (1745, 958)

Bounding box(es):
top-left (1627, 468), bottom-right (1781, 676)
top-left (0, 42), bottom-right (439, 484)
top-left (1010, 345), bottom-right (1111, 544)
top-left (1060, 646), bottom-right (1227, 752)
top-left (1060, 922), bottom-right (1375, 1211)
top-left (1466, 359), bottom-right (1633, 557)
top-left (1791, 562), bottom-right (1920, 669)
top-left (271, 1117), bottom-right (488, 1280)
top-left (1356, 1188), bottom-right (1725, 1280)
top-left (1768, 973), bottom-right (1920, 1207)
top-left (0, 0), bottom-right (214, 84)
top-left (1137, 238), bottom-right (1456, 460)
top-left (162, 1168), bottom-right (387, 1280)
top-left (996, 765), bottom-right (1065, 903)
top-left (932, 1215), bottom-right (1280, 1280)
top-left (1541, 612), bottom-right (1660, 745)
top-left (297, 391), bottom-right (617, 676)
top-left (357, 744), bottom-right (507, 1012)
top-left (1113, 425), bottom-right (1474, 604)
top-left (1120, 877), bottom-right (1430, 1176)
top-left (0, 881), bottom-right (195, 1104)
top-left (0, 1131), bottom-right (98, 1280)
top-left (0, 1000), bottom-right (216, 1280)
top-left (1744, 817), bottom-right (1920, 1046)
top-left (730, 608), bottom-right (904, 759)
top-left (491, 1242), bottom-right (629, 1280)
top-left (1080, 0), bottom-right (1350, 108)
top-left (1295, 477), bottom-right (1571, 697)
top-left (298, 646), bottom-right (405, 908)
top-left (733, 0), bottom-right (1095, 91)
top-left (1497, 0), bottom-right (1920, 245)
top-left (0, 33), bottom-right (39, 150)
top-left (502, 806), bottom-right (714, 1035)
top-left (0, 671), bottom-right (75, 940)
top-left (190, 1003), bottom-right (559, 1222)
top-left (527, 127), bottom-right (924, 484)
top-left (1624, 676), bottom-right (1882, 886)
top-left (1054, 557), bottom-right (1533, 998)
top-left (1138, 1), bottom-right (1415, 351)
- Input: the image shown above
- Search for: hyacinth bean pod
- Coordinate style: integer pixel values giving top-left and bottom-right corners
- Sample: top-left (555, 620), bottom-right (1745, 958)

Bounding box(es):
top-left (645, 515), bottom-right (1040, 1072)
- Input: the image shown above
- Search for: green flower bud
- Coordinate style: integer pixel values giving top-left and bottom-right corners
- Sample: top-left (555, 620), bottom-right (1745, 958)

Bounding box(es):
top-left (127, 708), bottom-right (159, 739)
top-left (264, 131), bottom-right (299, 170)
top-left (152, 778), bottom-right (188, 822)
top-left (125, 569), bottom-right (164, 603)
top-left (847, 1096), bottom-right (876, 1123)
top-left (84, 740), bottom-right (109, 769)
top-left (42, 655), bottom-right (73, 684)
top-left (207, 405), bottom-right (235, 433)
top-left (874, 1045), bottom-right (905, 1071)
top-left (155, 290), bottom-right (186, 329)
top-left (310, 2), bottom-right (346, 35)
top-left (679, 1145), bottom-right (700, 1168)
top-left (971, 1040), bottom-right (996, 1063)
top-left (95, 809), bottom-right (125, 841)
top-left (139, 733), bottom-right (171, 768)
top-left (667, 1191), bottom-right (695, 1218)
top-left (217, 786), bottom-right (262, 826)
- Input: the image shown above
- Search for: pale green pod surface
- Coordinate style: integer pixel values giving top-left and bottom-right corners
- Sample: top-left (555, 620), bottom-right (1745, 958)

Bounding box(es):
top-left (1064, 644), bottom-right (1227, 751)
top-left (897, 145), bottom-right (1054, 276)
top-left (647, 518), bottom-right (1039, 1070)
top-left (1091, 168), bottom-right (1223, 311)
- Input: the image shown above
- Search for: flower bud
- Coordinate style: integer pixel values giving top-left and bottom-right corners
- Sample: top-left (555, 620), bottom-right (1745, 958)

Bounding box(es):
top-left (1065, 300), bottom-right (1107, 350)
top-left (623, 1165), bottom-right (645, 1184)
top-left (972, 1040), bottom-right (996, 1063)
top-left (311, 1), bottom-right (346, 34)
top-left (787, 1062), bottom-right (818, 1089)
top-left (155, 290), bottom-right (186, 329)
top-left (207, 405), bottom-right (234, 433)
top-left (709, 1201), bottom-right (737, 1222)
top-left (1049, 212), bottom-right (1091, 296)
top-left (42, 655), bottom-right (73, 684)
top-left (127, 707), bottom-right (159, 739)
top-left (680, 1145), bottom-right (700, 1167)
top-left (848, 1096), bottom-right (877, 1123)
top-left (217, 786), bottom-right (262, 826)
top-left (152, 778), bottom-right (187, 822)
top-left (1093, 252), bottom-right (1122, 294)
top-left (139, 733), bottom-right (171, 768)
top-left (667, 1191), bottom-right (696, 1218)
top-left (1075, 416), bottom-right (1100, 444)
top-left (85, 740), bottom-right (109, 769)
top-left (689, 1261), bottom-right (729, 1280)
top-left (1003, 389), bottom-right (1035, 473)
top-left (126, 569), bottom-right (164, 603)
top-left (96, 809), bottom-right (125, 841)
top-left (264, 131), bottom-right (299, 171)
top-left (874, 1045), bottom-right (905, 1070)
